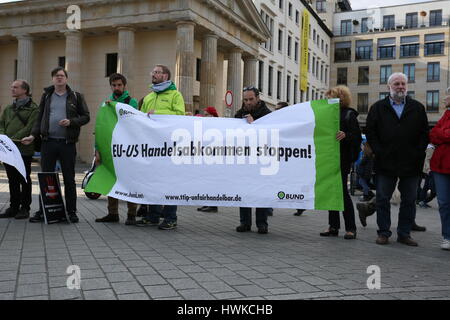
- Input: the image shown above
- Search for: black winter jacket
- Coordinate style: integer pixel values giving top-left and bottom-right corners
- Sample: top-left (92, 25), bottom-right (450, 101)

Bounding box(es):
top-left (32, 85), bottom-right (90, 143)
top-left (234, 100), bottom-right (271, 120)
top-left (366, 96), bottom-right (429, 177)
top-left (339, 107), bottom-right (362, 174)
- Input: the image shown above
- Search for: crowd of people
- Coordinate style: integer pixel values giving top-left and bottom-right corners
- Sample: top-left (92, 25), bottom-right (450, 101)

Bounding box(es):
top-left (0, 66), bottom-right (449, 250)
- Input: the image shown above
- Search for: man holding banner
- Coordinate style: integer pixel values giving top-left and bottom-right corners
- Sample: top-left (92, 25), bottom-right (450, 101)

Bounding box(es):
top-left (136, 64), bottom-right (185, 230)
top-left (0, 80), bottom-right (38, 219)
top-left (234, 86), bottom-right (272, 234)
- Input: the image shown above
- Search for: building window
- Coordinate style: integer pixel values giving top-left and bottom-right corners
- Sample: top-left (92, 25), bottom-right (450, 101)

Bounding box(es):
top-left (306, 86), bottom-right (309, 101)
top-left (356, 40), bottom-right (372, 60)
top-left (337, 68), bottom-right (347, 85)
top-left (430, 10), bottom-right (442, 26)
top-left (321, 39), bottom-right (324, 52)
top-left (379, 92), bottom-right (390, 100)
top-left (400, 35), bottom-right (419, 57)
top-left (286, 75), bottom-right (291, 103)
top-left (258, 61), bottom-right (264, 93)
top-left (277, 70), bottom-right (282, 100)
top-left (358, 93), bottom-right (369, 113)
top-left (294, 41), bottom-right (299, 62)
top-left (334, 41), bottom-right (351, 62)
top-left (403, 63), bottom-right (415, 83)
top-left (307, 52), bottom-right (310, 71)
top-left (325, 67), bottom-right (328, 84)
top-left (313, 29), bottom-right (316, 43)
top-left (408, 91), bottom-right (415, 99)
top-left (361, 18), bottom-right (369, 32)
top-left (294, 79), bottom-right (298, 104)
top-left (380, 65), bottom-right (392, 84)
top-left (261, 11), bottom-right (274, 52)
top-left (340, 20), bottom-right (352, 35)
top-left (196, 58), bottom-right (201, 81)
top-left (425, 33), bottom-right (444, 55)
top-left (278, 28), bottom-right (283, 52)
top-left (105, 53), bottom-right (118, 77)
top-left (312, 56), bottom-right (316, 75)
top-left (316, 0), bottom-right (326, 12)
top-left (279, 0), bottom-right (283, 10)
top-left (427, 90), bottom-right (439, 112)
top-left (311, 89), bottom-right (315, 100)
top-left (295, 10), bottom-right (299, 24)
top-left (58, 56), bottom-right (66, 68)
top-left (383, 15), bottom-right (395, 29)
top-left (378, 38), bottom-right (396, 59)
top-left (288, 2), bottom-right (292, 17)
top-left (358, 66), bottom-right (369, 85)
top-left (287, 35), bottom-right (292, 57)
top-left (320, 64), bottom-right (324, 82)
top-left (405, 13), bottom-right (418, 28)
top-left (316, 60), bottom-right (319, 78)
top-left (427, 62), bottom-right (440, 81)
top-left (268, 65), bottom-right (273, 97)
top-left (326, 44), bottom-right (328, 56)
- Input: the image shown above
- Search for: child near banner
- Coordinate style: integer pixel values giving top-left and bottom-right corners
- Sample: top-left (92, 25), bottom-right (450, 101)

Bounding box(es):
top-left (0, 80), bottom-right (38, 220)
top-left (320, 85), bottom-right (361, 240)
top-left (95, 73), bottom-right (140, 225)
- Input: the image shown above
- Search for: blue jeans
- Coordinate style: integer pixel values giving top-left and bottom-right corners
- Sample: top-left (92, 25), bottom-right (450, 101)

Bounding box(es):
top-left (239, 207), bottom-right (269, 228)
top-left (359, 177), bottom-right (371, 196)
top-left (433, 172), bottom-right (450, 240)
top-left (146, 205), bottom-right (177, 223)
top-left (376, 174), bottom-right (419, 238)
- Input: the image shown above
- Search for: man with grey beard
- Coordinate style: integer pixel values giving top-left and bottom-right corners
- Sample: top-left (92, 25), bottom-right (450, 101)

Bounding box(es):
top-left (366, 72), bottom-right (429, 247)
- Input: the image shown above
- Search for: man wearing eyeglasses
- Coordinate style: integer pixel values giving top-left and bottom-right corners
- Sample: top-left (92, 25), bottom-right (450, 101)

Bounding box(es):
top-left (137, 64), bottom-right (185, 230)
top-left (234, 86), bottom-right (272, 234)
top-left (22, 67), bottom-right (90, 223)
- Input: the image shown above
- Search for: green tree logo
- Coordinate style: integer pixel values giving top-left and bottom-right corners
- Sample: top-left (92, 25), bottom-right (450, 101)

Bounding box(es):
top-left (278, 191), bottom-right (286, 200)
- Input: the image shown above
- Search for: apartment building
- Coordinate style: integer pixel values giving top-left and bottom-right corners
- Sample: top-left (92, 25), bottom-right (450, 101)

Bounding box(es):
top-left (330, 0), bottom-right (450, 126)
top-left (253, 0), bottom-right (333, 108)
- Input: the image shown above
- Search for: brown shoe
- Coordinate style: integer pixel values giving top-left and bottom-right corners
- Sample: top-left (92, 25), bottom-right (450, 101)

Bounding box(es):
top-left (376, 235), bottom-right (389, 245)
top-left (95, 214), bottom-right (119, 223)
top-left (397, 237), bottom-right (418, 246)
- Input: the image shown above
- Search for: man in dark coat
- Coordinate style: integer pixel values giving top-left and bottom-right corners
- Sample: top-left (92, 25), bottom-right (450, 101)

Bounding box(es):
top-left (234, 87), bottom-right (271, 234)
top-left (366, 72), bottom-right (429, 246)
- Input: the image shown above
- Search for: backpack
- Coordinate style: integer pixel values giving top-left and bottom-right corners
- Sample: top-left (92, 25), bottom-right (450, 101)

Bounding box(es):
top-left (343, 108), bottom-right (362, 163)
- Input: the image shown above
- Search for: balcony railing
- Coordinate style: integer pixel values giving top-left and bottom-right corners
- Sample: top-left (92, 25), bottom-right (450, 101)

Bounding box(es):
top-left (334, 17), bottom-right (449, 36)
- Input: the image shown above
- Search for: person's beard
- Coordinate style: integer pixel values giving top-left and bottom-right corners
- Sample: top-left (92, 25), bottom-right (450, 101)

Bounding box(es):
top-left (390, 90), bottom-right (406, 101)
top-left (113, 90), bottom-right (123, 97)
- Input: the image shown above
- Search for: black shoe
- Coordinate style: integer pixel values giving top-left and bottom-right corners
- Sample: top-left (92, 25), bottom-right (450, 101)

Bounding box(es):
top-left (29, 211), bottom-right (43, 223)
top-left (320, 228), bottom-right (339, 237)
top-left (197, 206), bottom-right (208, 211)
top-left (344, 231), bottom-right (357, 239)
top-left (68, 212), bottom-right (79, 223)
top-left (95, 214), bottom-right (119, 223)
top-left (293, 209), bottom-right (305, 216)
top-left (202, 206), bottom-right (218, 213)
top-left (257, 226), bottom-right (268, 234)
top-left (14, 208), bottom-right (30, 220)
top-left (412, 223), bottom-right (426, 232)
top-left (236, 224), bottom-right (251, 232)
top-left (158, 221), bottom-right (177, 230)
top-left (397, 236), bottom-right (418, 246)
top-left (0, 207), bottom-right (18, 219)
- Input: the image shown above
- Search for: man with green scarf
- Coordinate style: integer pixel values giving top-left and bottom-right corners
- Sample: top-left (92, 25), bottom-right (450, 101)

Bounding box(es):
top-left (95, 73), bottom-right (139, 225)
top-left (136, 64), bottom-right (185, 230)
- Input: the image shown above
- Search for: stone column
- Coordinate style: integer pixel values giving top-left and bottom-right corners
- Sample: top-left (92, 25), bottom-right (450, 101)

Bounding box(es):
top-left (228, 48), bottom-right (243, 116)
top-left (64, 30), bottom-right (83, 92)
top-left (175, 21), bottom-right (196, 114)
top-left (16, 34), bottom-right (34, 85)
top-left (243, 56), bottom-right (258, 88)
top-left (199, 33), bottom-right (218, 112)
top-left (117, 26), bottom-right (135, 90)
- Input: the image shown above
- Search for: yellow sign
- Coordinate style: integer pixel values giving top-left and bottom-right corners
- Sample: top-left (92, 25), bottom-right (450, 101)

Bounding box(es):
top-left (300, 9), bottom-right (310, 92)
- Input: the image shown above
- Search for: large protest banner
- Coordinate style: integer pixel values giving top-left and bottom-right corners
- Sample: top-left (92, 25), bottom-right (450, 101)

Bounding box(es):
top-left (0, 134), bottom-right (27, 181)
top-left (86, 100), bottom-right (343, 211)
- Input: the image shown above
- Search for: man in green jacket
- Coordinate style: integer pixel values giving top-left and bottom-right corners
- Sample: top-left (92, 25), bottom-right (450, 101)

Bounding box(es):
top-left (94, 73), bottom-right (139, 225)
top-left (0, 80), bottom-right (38, 219)
top-left (136, 65), bottom-right (185, 230)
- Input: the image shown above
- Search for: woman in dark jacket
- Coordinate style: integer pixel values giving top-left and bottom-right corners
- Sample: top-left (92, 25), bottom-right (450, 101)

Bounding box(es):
top-left (429, 88), bottom-right (450, 250)
top-left (320, 86), bottom-right (362, 239)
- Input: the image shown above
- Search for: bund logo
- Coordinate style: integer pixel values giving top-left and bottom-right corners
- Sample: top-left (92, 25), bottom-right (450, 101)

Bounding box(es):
top-left (119, 109), bottom-right (136, 117)
top-left (277, 191), bottom-right (304, 201)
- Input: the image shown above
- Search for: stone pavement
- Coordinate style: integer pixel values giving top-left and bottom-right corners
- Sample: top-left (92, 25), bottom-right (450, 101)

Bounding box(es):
top-left (0, 162), bottom-right (449, 300)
